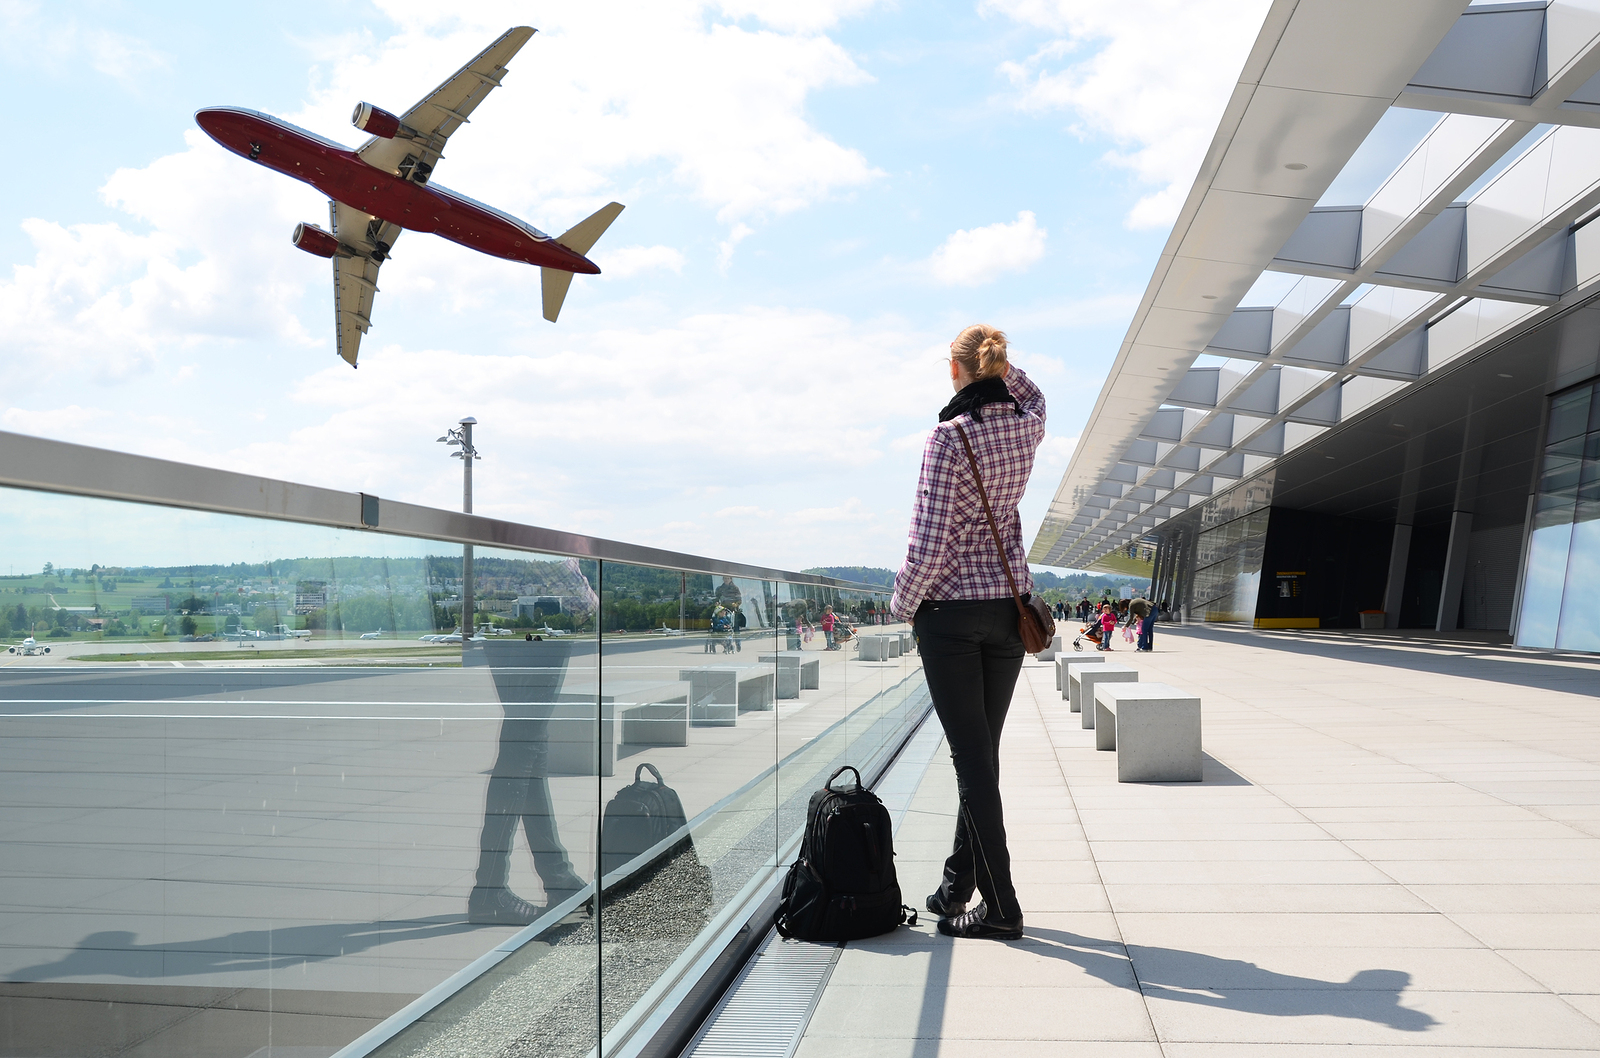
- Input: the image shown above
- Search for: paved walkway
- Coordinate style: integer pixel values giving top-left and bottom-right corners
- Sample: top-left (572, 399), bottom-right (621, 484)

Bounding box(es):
top-left (798, 623), bottom-right (1600, 1056)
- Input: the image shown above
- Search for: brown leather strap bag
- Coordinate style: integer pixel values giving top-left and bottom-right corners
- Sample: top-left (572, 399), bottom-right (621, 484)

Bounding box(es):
top-left (951, 422), bottom-right (1057, 654)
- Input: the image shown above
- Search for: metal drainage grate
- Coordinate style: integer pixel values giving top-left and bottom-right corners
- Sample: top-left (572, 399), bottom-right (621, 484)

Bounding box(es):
top-left (680, 935), bottom-right (841, 1058)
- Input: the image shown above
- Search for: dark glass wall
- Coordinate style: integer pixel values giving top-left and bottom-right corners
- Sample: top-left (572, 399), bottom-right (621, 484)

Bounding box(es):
top-left (1252, 508), bottom-right (1393, 628)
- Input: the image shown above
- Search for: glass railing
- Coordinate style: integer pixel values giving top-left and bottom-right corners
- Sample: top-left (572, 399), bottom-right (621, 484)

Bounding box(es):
top-left (0, 434), bottom-right (926, 1058)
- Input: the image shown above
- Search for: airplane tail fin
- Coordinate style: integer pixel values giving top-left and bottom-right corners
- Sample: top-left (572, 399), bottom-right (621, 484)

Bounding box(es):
top-left (542, 201), bottom-right (625, 322)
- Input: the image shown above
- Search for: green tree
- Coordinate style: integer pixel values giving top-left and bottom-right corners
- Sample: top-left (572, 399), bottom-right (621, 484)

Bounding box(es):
top-left (179, 615), bottom-right (198, 636)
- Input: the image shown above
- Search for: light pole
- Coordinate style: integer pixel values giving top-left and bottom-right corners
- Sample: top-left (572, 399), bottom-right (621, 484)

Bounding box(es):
top-left (438, 417), bottom-right (481, 639)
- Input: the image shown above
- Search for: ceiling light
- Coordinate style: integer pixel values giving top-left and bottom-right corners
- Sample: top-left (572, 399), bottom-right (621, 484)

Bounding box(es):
top-left (1284, 162), bottom-right (1308, 171)
top-left (1498, 373), bottom-right (1513, 378)
top-left (1201, 294), bottom-right (1218, 300)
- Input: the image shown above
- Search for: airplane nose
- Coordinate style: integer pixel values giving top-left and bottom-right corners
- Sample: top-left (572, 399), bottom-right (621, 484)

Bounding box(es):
top-left (195, 108), bottom-right (244, 148)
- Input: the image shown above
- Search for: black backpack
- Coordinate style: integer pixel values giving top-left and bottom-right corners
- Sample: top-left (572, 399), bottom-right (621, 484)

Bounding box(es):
top-left (601, 763), bottom-right (695, 877)
top-left (775, 765), bottom-right (916, 942)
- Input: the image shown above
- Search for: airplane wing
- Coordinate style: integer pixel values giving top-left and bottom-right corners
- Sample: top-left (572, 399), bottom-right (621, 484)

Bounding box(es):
top-left (357, 26), bottom-right (537, 183)
top-left (329, 200), bottom-right (402, 367)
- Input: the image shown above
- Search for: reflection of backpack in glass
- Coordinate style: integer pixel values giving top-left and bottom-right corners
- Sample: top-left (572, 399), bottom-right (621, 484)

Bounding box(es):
top-left (600, 763), bottom-right (713, 938)
top-left (711, 613), bottom-right (730, 633)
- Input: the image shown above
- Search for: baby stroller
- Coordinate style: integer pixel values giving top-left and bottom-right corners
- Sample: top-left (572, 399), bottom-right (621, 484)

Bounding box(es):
top-left (833, 623), bottom-right (856, 646)
top-left (1071, 623), bottom-right (1102, 651)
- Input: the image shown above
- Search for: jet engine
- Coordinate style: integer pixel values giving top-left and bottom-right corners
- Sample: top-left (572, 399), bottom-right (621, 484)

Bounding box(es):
top-left (292, 222), bottom-right (341, 258)
top-left (352, 101), bottom-right (403, 138)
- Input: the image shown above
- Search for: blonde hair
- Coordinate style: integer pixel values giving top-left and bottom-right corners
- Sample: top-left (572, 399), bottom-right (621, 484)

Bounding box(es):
top-left (952, 324), bottom-right (1008, 381)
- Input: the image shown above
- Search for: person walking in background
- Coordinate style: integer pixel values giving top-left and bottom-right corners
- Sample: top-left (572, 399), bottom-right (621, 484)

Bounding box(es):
top-left (1131, 593), bottom-right (1154, 652)
top-left (891, 324), bottom-right (1045, 941)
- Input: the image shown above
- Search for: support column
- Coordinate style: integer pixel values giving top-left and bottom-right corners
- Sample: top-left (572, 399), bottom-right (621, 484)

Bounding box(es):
top-left (1385, 434), bottom-right (1426, 629)
top-left (1437, 402), bottom-right (1484, 632)
top-left (1436, 510), bottom-right (1474, 631)
top-left (1382, 523), bottom-right (1412, 629)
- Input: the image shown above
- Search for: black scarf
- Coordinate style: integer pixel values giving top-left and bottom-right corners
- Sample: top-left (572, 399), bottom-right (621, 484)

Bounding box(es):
top-left (938, 375), bottom-right (1019, 423)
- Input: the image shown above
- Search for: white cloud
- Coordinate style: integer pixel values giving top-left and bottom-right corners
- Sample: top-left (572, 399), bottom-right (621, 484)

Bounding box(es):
top-left (717, 224), bottom-right (755, 272)
top-left (295, 2), bottom-right (883, 227)
top-left (717, 0), bottom-right (880, 33)
top-left (0, 3), bottom-right (166, 80)
top-left (986, 0), bottom-right (1272, 229)
top-left (602, 245), bottom-right (687, 278)
top-left (927, 211), bottom-right (1047, 286)
top-left (0, 131), bottom-right (321, 384)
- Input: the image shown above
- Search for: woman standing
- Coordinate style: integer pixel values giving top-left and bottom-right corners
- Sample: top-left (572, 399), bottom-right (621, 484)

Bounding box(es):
top-left (890, 324), bottom-right (1045, 940)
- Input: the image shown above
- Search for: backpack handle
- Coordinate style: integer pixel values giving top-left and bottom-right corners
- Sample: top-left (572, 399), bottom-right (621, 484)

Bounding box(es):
top-left (826, 765), bottom-right (862, 791)
top-left (635, 763), bottom-right (665, 785)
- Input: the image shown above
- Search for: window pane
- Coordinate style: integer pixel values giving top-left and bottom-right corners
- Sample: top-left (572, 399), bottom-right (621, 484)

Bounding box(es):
top-left (1516, 519), bottom-right (1575, 648)
top-left (1548, 386), bottom-right (1593, 444)
top-left (1555, 514), bottom-right (1600, 651)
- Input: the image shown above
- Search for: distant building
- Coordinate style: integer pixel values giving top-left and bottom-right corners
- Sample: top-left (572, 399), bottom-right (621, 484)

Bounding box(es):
top-left (513, 596), bottom-right (567, 619)
top-left (132, 596), bottom-right (169, 614)
top-left (293, 592), bottom-right (327, 614)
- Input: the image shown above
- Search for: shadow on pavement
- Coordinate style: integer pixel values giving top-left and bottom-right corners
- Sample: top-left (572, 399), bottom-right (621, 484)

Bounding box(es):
top-left (1024, 927), bottom-right (1436, 1032)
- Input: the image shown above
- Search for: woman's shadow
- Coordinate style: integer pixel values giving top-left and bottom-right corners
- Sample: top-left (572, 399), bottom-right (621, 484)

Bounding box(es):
top-left (1025, 927), bottom-right (1437, 1032)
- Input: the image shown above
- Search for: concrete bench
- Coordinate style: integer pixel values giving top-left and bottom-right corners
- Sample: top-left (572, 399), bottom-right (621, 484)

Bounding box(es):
top-left (755, 646), bottom-right (819, 688)
top-left (1069, 664), bottom-right (1138, 729)
top-left (620, 700), bottom-right (690, 746)
top-left (758, 652), bottom-right (820, 698)
top-left (1058, 655), bottom-right (1104, 698)
top-left (1093, 682), bottom-right (1203, 782)
top-left (678, 666), bottom-right (775, 723)
top-left (858, 635), bottom-right (891, 662)
top-left (1036, 634), bottom-right (1063, 661)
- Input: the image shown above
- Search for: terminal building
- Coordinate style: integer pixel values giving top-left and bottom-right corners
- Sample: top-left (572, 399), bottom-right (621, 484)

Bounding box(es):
top-left (1030, 1), bottom-right (1600, 653)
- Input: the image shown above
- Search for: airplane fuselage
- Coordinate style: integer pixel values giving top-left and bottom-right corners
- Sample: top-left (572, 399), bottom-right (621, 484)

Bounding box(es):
top-left (195, 107), bottom-right (599, 273)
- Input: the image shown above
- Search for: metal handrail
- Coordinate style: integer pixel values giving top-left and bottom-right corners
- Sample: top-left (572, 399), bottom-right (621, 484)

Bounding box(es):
top-left (0, 430), bottom-right (889, 590)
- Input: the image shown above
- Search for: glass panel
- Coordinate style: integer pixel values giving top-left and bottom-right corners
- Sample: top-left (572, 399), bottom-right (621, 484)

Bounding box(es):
top-left (1554, 514), bottom-right (1600, 651)
top-left (1517, 516), bottom-right (1576, 649)
top-left (1548, 385), bottom-right (1593, 444)
top-left (0, 488), bottom-right (601, 1058)
top-left (593, 565), bottom-right (779, 1052)
top-left (0, 485), bottom-right (930, 1056)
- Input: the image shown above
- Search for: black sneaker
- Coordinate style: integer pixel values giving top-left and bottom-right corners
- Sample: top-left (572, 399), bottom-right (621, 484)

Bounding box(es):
top-left (936, 902), bottom-right (1023, 940)
top-left (468, 886), bottom-right (541, 925)
top-left (927, 888), bottom-right (968, 918)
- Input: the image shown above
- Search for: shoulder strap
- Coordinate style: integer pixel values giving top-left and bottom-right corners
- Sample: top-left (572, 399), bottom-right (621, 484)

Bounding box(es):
top-left (951, 421), bottom-right (1029, 622)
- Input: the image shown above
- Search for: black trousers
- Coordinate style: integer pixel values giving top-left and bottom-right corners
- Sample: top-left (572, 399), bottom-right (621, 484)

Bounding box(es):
top-left (915, 598), bottom-right (1025, 920)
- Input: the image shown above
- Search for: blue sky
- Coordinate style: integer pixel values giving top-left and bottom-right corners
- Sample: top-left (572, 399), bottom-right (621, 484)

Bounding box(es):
top-left (0, 0), bottom-right (1277, 573)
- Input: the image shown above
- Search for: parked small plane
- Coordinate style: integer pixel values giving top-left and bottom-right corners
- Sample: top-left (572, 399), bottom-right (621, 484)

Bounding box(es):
top-left (535, 624), bottom-right (572, 638)
top-left (359, 629), bottom-right (385, 640)
top-left (7, 637), bottom-right (51, 656)
top-left (196, 26), bottom-right (623, 367)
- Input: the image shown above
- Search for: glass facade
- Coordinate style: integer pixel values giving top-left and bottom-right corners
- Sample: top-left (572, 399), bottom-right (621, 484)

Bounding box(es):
top-left (0, 486), bottom-right (924, 1058)
top-left (1516, 378), bottom-right (1600, 650)
top-left (1155, 474), bottom-right (1276, 624)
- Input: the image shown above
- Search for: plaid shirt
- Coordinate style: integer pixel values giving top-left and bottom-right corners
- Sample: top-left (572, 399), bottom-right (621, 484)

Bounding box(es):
top-left (891, 367), bottom-right (1045, 621)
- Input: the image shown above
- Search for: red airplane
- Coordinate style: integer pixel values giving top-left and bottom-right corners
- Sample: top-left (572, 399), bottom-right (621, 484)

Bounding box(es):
top-left (196, 27), bottom-right (622, 367)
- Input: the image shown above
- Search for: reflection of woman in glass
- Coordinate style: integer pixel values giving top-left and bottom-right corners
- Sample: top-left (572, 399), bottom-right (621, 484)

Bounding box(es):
top-left (889, 325), bottom-right (1044, 940)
